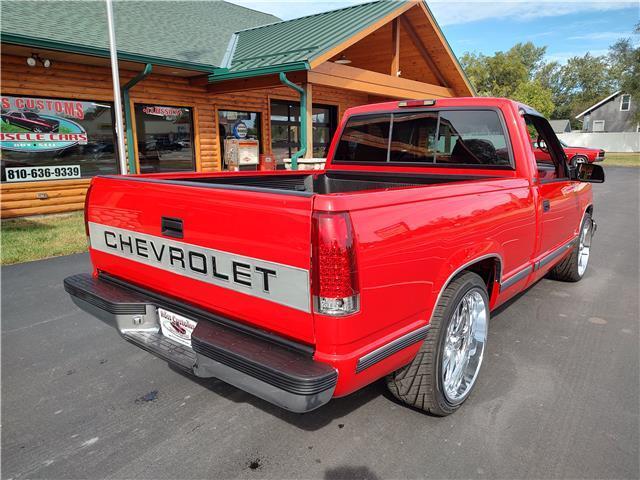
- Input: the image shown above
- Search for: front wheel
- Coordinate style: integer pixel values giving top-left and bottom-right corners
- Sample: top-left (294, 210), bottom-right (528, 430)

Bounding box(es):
top-left (570, 155), bottom-right (588, 168)
top-left (548, 212), bottom-right (593, 282)
top-left (386, 272), bottom-right (489, 416)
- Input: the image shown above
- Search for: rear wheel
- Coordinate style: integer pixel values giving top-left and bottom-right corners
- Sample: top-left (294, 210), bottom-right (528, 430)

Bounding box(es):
top-left (386, 272), bottom-right (489, 416)
top-left (548, 212), bottom-right (593, 282)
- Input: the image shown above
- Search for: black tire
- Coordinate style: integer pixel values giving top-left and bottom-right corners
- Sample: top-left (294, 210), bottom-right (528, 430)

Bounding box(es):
top-left (548, 212), bottom-right (593, 282)
top-left (570, 155), bottom-right (588, 168)
top-left (386, 272), bottom-right (489, 416)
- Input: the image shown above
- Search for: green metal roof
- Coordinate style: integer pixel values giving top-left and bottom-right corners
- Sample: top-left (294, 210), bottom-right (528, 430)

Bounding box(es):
top-left (211, 0), bottom-right (407, 80)
top-left (0, 0), bottom-right (280, 70)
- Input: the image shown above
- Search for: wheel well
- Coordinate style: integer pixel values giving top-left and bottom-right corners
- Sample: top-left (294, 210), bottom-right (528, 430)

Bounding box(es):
top-left (586, 205), bottom-right (593, 216)
top-left (458, 257), bottom-right (501, 298)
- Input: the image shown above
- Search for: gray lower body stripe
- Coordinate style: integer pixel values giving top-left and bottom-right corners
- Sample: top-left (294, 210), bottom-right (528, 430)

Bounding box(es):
top-left (356, 325), bottom-right (430, 373)
top-left (535, 237), bottom-right (577, 271)
top-left (500, 265), bottom-right (533, 291)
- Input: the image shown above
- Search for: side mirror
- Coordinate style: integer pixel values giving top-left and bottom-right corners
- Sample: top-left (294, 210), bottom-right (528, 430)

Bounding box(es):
top-left (575, 163), bottom-right (605, 183)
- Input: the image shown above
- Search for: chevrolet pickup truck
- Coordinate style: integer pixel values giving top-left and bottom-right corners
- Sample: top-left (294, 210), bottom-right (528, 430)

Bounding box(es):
top-left (65, 97), bottom-right (604, 416)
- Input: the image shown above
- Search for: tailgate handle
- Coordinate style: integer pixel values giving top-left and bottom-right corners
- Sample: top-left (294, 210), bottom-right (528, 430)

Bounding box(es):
top-left (161, 217), bottom-right (183, 238)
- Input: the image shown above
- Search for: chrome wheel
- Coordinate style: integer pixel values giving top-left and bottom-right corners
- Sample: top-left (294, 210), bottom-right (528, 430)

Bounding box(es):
top-left (441, 289), bottom-right (488, 404)
top-left (577, 219), bottom-right (592, 276)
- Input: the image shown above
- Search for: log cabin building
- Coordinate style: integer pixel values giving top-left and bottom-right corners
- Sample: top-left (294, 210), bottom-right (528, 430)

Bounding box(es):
top-left (0, 0), bottom-right (473, 218)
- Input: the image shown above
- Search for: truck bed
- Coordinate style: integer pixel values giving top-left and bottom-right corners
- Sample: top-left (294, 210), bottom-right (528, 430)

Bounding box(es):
top-left (125, 171), bottom-right (491, 195)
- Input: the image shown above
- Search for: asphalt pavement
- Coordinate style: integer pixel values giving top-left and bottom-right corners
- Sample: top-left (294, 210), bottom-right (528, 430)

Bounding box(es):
top-left (2, 167), bottom-right (639, 479)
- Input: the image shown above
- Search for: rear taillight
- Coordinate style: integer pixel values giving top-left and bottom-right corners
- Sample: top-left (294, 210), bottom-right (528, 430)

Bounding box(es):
top-left (312, 211), bottom-right (360, 316)
top-left (84, 182), bottom-right (93, 244)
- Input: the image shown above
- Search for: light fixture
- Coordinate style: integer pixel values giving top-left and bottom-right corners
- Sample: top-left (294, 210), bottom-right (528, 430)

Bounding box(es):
top-left (334, 54), bottom-right (351, 65)
top-left (26, 53), bottom-right (52, 68)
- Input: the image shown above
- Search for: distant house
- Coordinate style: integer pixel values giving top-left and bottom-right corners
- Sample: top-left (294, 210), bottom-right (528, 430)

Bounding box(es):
top-left (549, 119), bottom-right (571, 133)
top-left (576, 91), bottom-right (639, 133)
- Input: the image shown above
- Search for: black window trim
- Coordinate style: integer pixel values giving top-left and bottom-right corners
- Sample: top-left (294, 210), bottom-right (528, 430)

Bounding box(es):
top-left (135, 102), bottom-right (196, 173)
top-left (331, 106), bottom-right (516, 170)
top-left (0, 92), bottom-right (120, 181)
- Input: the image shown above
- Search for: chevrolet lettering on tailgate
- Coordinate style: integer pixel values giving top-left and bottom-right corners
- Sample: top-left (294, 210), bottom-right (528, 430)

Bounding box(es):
top-left (88, 222), bottom-right (310, 312)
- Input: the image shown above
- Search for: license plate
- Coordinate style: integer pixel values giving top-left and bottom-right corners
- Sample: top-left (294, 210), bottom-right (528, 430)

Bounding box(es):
top-left (158, 308), bottom-right (197, 348)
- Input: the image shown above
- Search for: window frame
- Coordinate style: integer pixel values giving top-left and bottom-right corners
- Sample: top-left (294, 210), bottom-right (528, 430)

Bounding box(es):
top-left (1, 93), bottom-right (119, 181)
top-left (620, 94), bottom-right (631, 111)
top-left (269, 99), bottom-right (337, 160)
top-left (592, 120), bottom-right (606, 132)
top-left (134, 103), bottom-right (196, 173)
top-left (331, 107), bottom-right (516, 170)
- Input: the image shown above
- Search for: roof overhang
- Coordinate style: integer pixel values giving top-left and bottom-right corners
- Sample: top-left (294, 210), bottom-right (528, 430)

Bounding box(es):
top-left (1, 33), bottom-right (215, 74)
top-left (208, 61), bottom-right (309, 83)
top-left (575, 90), bottom-right (622, 119)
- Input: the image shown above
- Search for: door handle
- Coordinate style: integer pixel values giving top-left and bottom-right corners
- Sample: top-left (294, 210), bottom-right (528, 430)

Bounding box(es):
top-left (161, 217), bottom-right (183, 238)
top-left (542, 199), bottom-right (551, 212)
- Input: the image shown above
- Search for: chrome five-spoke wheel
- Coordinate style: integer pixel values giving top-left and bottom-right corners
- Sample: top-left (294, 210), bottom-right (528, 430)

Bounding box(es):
top-left (577, 218), bottom-right (592, 277)
top-left (441, 288), bottom-right (488, 404)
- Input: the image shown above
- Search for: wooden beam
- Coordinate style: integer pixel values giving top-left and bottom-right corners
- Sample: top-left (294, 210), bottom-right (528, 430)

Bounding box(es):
top-left (399, 16), bottom-right (448, 88)
top-left (415, 2), bottom-right (474, 96)
top-left (391, 18), bottom-right (400, 77)
top-left (304, 83), bottom-right (313, 158)
top-left (309, 62), bottom-right (455, 100)
top-left (207, 71), bottom-right (307, 94)
top-left (309, 2), bottom-right (414, 69)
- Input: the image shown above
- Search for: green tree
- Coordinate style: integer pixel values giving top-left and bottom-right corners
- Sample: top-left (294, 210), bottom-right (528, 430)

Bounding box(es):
top-left (460, 42), bottom-right (555, 114)
top-left (608, 24), bottom-right (640, 120)
top-left (512, 81), bottom-right (555, 117)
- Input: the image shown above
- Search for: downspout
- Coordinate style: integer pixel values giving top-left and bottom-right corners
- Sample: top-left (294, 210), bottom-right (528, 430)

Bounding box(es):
top-left (278, 72), bottom-right (306, 170)
top-left (122, 63), bottom-right (152, 173)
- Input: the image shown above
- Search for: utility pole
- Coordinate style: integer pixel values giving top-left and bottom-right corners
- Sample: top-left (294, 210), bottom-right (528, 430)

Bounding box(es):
top-left (105, 0), bottom-right (128, 174)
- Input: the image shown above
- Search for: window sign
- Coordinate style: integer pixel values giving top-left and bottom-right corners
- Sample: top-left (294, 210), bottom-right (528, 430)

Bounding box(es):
top-left (135, 104), bottom-right (195, 173)
top-left (1, 95), bottom-right (117, 182)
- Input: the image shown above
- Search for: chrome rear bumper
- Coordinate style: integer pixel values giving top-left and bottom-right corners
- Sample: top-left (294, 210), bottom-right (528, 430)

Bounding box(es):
top-left (64, 273), bottom-right (337, 413)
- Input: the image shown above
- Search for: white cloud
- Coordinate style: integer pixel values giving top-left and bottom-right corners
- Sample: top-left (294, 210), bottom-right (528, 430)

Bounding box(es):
top-left (228, 0), bottom-right (638, 24)
top-left (568, 31), bottom-right (638, 40)
top-left (427, 1), bottom-right (638, 26)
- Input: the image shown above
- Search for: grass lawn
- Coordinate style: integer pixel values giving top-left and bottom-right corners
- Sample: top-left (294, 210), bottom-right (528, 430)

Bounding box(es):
top-left (1, 211), bottom-right (87, 265)
top-left (604, 152), bottom-right (640, 167)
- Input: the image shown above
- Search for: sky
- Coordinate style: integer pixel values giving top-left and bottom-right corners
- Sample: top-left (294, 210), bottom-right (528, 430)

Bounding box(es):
top-left (228, 0), bottom-right (639, 63)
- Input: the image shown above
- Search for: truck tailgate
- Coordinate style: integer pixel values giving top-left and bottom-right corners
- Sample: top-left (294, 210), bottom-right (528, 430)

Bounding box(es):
top-left (86, 176), bottom-right (315, 344)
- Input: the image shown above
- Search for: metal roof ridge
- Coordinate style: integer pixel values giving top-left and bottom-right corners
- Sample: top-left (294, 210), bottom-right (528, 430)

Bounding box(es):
top-left (232, 0), bottom-right (393, 34)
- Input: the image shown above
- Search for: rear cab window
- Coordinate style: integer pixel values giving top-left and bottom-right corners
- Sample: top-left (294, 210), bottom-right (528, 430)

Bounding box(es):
top-left (333, 109), bottom-right (513, 168)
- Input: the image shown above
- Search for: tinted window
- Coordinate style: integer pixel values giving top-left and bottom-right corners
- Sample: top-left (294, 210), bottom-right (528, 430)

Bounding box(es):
top-left (435, 110), bottom-right (511, 166)
top-left (1, 95), bottom-right (117, 182)
top-left (135, 104), bottom-right (194, 173)
top-left (389, 112), bottom-right (437, 163)
top-left (334, 114), bottom-right (391, 162)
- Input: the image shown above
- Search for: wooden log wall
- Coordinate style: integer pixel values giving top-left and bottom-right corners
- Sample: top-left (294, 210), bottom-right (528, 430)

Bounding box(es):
top-left (0, 53), bottom-right (369, 218)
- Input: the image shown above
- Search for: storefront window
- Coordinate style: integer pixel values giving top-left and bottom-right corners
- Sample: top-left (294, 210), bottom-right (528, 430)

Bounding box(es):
top-left (135, 104), bottom-right (194, 173)
top-left (270, 100), bottom-right (336, 164)
top-left (1, 95), bottom-right (117, 182)
top-left (218, 110), bottom-right (261, 170)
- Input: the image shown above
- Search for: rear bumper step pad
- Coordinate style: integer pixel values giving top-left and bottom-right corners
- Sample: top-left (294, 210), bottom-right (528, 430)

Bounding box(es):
top-left (64, 273), bottom-right (337, 412)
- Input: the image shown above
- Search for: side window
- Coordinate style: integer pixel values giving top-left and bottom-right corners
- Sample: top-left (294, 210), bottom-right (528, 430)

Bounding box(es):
top-left (389, 112), bottom-right (437, 163)
top-left (435, 110), bottom-right (511, 166)
top-left (334, 114), bottom-right (391, 162)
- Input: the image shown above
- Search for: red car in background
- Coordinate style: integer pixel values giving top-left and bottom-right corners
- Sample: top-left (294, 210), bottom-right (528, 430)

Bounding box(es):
top-left (560, 140), bottom-right (605, 165)
top-left (534, 139), bottom-right (605, 166)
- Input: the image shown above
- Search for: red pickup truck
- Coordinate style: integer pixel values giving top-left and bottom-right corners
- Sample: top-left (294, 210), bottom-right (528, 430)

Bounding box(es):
top-left (65, 97), bottom-right (604, 416)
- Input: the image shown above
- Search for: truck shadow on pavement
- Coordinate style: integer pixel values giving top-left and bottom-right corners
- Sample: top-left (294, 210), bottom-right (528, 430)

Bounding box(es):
top-left (168, 282), bottom-right (539, 430)
top-left (169, 363), bottom-right (385, 430)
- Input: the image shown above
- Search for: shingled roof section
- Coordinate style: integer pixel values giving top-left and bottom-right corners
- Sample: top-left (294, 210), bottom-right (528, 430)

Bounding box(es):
top-left (0, 0), bottom-right (280, 70)
top-left (218, 0), bottom-right (407, 76)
